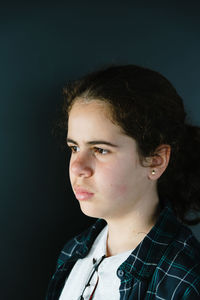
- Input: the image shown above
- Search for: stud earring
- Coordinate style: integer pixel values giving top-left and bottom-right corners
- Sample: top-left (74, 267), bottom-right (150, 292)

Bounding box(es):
top-left (152, 170), bottom-right (156, 175)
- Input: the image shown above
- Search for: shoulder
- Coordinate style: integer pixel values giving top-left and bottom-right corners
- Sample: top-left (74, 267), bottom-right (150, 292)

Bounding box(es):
top-left (56, 218), bottom-right (107, 269)
top-left (157, 223), bottom-right (200, 298)
top-left (165, 222), bottom-right (200, 268)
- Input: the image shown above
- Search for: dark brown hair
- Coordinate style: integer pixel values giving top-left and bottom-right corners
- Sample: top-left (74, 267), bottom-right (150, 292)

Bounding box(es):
top-left (53, 64), bottom-right (200, 225)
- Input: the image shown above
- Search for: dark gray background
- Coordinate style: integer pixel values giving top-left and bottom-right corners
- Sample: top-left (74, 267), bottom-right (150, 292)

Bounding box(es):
top-left (1, 1), bottom-right (200, 299)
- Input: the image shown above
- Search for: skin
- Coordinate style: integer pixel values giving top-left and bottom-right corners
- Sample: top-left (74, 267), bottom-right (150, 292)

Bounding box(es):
top-left (67, 100), bottom-right (171, 256)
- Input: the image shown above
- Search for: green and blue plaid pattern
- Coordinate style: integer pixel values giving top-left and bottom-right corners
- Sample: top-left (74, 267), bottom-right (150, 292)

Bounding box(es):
top-left (46, 200), bottom-right (200, 299)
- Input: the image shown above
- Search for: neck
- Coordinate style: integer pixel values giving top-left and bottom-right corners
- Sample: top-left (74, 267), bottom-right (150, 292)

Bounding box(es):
top-left (105, 196), bottom-right (161, 257)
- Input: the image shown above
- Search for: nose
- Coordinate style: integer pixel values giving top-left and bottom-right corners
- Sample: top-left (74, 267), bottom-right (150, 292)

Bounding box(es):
top-left (70, 154), bottom-right (93, 178)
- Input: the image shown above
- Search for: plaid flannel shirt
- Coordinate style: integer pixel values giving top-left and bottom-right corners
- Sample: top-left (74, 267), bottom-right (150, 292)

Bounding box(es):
top-left (46, 200), bottom-right (200, 299)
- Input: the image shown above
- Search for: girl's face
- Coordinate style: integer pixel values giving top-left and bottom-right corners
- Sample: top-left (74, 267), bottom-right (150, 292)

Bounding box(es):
top-left (67, 100), bottom-right (153, 221)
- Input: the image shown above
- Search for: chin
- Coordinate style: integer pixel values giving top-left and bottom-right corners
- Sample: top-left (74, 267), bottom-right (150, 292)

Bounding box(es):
top-left (79, 203), bottom-right (105, 219)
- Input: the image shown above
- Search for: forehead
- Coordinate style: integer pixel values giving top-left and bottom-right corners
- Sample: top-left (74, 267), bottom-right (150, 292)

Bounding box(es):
top-left (67, 100), bottom-right (124, 140)
top-left (69, 99), bottom-right (111, 118)
top-left (67, 100), bottom-right (141, 160)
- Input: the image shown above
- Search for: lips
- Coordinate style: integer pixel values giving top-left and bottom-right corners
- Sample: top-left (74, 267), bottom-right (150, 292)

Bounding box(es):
top-left (74, 186), bottom-right (94, 201)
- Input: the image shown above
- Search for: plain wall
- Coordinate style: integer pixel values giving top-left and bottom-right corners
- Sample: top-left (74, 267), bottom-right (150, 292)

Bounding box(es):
top-left (1, 1), bottom-right (200, 299)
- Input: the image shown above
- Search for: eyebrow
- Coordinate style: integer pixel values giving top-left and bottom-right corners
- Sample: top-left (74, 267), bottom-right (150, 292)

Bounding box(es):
top-left (67, 138), bottom-right (118, 148)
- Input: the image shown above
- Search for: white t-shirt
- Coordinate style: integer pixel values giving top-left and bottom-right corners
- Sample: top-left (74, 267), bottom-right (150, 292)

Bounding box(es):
top-left (59, 225), bottom-right (133, 300)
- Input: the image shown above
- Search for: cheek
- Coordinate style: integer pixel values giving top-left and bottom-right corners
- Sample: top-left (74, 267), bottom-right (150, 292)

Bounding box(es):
top-left (99, 163), bottom-right (129, 196)
top-left (69, 161), bottom-right (74, 182)
top-left (117, 184), bottom-right (128, 195)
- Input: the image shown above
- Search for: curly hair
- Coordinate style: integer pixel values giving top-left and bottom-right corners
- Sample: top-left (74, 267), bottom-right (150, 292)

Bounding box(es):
top-left (52, 64), bottom-right (200, 225)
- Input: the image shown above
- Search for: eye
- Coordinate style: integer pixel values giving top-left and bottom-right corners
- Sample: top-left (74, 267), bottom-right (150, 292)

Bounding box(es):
top-left (94, 147), bottom-right (109, 155)
top-left (67, 145), bottom-right (80, 153)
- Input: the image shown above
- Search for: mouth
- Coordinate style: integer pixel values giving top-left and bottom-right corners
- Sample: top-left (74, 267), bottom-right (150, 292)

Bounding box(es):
top-left (74, 186), bottom-right (94, 201)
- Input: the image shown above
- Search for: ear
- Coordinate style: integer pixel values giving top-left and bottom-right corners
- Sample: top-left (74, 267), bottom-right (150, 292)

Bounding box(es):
top-left (147, 144), bottom-right (171, 180)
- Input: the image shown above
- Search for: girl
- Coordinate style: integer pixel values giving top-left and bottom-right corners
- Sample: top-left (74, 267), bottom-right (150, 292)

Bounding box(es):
top-left (46, 64), bottom-right (200, 299)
